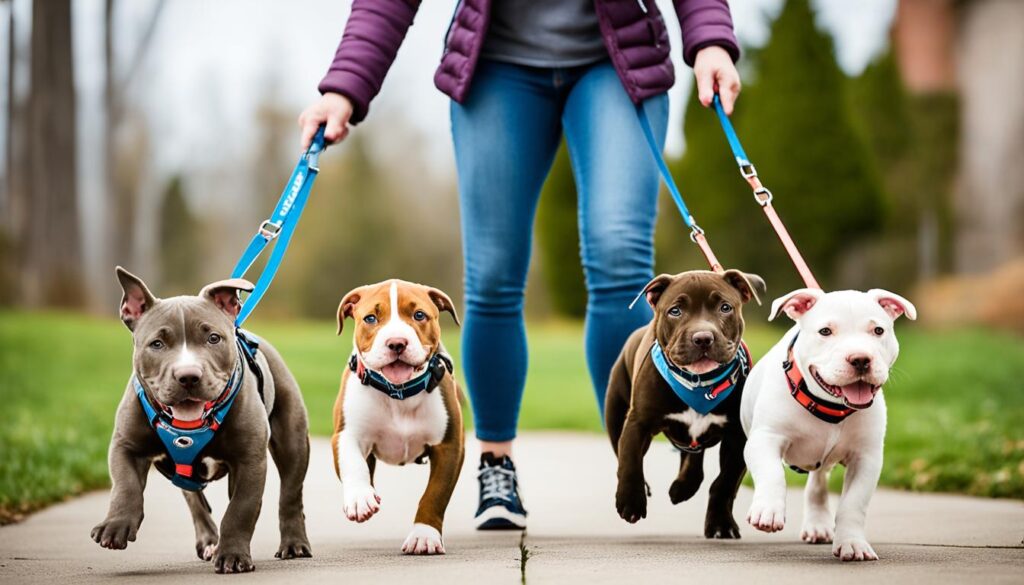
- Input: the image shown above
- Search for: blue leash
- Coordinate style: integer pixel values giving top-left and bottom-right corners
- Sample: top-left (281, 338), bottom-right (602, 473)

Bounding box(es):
top-left (635, 103), bottom-right (723, 272)
top-left (231, 125), bottom-right (327, 326)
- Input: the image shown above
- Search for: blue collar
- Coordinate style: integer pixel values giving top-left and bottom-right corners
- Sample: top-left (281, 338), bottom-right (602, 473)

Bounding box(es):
top-left (134, 337), bottom-right (250, 491)
top-left (650, 340), bottom-right (751, 415)
top-left (349, 352), bottom-right (452, 400)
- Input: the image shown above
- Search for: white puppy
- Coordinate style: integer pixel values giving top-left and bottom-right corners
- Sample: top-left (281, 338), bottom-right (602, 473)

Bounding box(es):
top-left (740, 288), bottom-right (916, 561)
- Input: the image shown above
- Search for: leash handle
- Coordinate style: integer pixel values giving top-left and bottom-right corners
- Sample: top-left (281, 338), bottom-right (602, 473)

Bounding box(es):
top-left (231, 125), bottom-right (327, 326)
top-left (636, 103), bottom-right (723, 273)
top-left (710, 95), bottom-right (820, 290)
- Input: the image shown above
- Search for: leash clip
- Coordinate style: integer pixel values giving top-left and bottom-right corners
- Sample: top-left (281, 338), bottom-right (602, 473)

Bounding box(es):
top-left (753, 187), bottom-right (773, 207)
top-left (688, 224), bottom-right (705, 243)
top-left (739, 162), bottom-right (758, 179)
top-left (258, 220), bottom-right (282, 240)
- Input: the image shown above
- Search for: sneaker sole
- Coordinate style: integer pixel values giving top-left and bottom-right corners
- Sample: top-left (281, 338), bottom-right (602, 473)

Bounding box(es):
top-left (475, 504), bottom-right (527, 531)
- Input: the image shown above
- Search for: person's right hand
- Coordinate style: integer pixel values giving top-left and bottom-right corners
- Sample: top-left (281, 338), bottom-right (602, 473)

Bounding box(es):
top-left (298, 92), bottom-right (354, 149)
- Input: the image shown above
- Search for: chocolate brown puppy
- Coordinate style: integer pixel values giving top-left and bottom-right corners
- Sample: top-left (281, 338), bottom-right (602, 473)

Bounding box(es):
top-left (605, 269), bottom-right (764, 538)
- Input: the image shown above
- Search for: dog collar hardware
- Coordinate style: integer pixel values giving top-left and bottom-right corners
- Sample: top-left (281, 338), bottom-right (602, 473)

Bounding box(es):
top-left (650, 341), bottom-right (751, 415)
top-left (783, 334), bottom-right (858, 424)
top-left (349, 352), bottom-right (453, 401)
top-left (134, 333), bottom-right (260, 491)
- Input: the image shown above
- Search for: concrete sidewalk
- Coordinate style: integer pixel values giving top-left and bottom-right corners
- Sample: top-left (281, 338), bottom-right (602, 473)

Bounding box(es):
top-left (1, 433), bottom-right (1021, 584)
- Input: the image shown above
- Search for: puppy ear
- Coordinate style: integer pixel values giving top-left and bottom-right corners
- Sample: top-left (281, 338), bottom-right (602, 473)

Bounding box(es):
top-left (199, 278), bottom-right (255, 319)
top-left (642, 274), bottom-right (675, 309)
top-left (116, 266), bottom-right (158, 331)
top-left (426, 286), bottom-right (461, 326)
top-left (868, 289), bottom-right (917, 321)
top-left (723, 269), bottom-right (766, 305)
top-left (336, 287), bottom-right (363, 335)
top-left (769, 288), bottom-right (824, 322)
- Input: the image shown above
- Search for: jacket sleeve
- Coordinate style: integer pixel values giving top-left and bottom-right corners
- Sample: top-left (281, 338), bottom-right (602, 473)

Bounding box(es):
top-left (318, 0), bottom-right (422, 124)
top-left (674, 0), bottom-right (740, 67)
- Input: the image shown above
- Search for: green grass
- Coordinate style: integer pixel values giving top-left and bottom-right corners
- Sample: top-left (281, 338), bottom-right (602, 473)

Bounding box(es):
top-left (1, 311), bottom-right (1022, 523)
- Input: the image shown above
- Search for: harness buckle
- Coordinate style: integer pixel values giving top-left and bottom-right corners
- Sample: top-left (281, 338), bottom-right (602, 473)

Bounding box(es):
top-left (753, 187), bottom-right (773, 206)
top-left (688, 224), bottom-right (705, 243)
top-left (739, 163), bottom-right (758, 179)
top-left (258, 220), bottom-right (282, 240)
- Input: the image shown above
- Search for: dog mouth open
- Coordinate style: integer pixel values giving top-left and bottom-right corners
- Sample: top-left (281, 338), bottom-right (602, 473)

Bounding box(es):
top-left (169, 398), bottom-right (206, 421)
top-left (379, 360), bottom-right (427, 385)
top-left (681, 357), bottom-right (722, 375)
top-left (810, 367), bottom-right (879, 409)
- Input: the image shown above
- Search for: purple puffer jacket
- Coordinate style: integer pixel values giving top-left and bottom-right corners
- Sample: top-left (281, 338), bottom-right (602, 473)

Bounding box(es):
top-left (320, 0), bottom-right (739, 124)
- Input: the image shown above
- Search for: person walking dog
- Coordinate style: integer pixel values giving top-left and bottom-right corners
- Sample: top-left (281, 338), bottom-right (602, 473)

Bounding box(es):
top-left (300, 0), bottom-right (742, 531)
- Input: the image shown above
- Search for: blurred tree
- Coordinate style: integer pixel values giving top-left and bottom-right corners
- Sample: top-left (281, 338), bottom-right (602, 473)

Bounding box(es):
top-left (732, 0), bottom-right (886, 292)
top-left (536, 142), bottom-right (586, 318)
top-left (157, 176), bottom-right (202, 294)
top-left (24, 0), bottom-right (81, 306)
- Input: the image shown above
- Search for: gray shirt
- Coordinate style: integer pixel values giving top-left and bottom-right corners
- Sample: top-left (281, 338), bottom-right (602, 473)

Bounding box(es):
top-left (480, 0), bottom-right (608, 68)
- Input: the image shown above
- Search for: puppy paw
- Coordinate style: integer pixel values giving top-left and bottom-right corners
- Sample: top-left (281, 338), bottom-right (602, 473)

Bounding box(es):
top-left (275, 537), bottom-right (312, 559)
top-left (214, 548), bottom-right (255, 573)
top-left (668, 476), bottom-right (702, 504)
top-left (90, 517), bottom-right (140, 550)
top-left (401, 523), bottom-right (445, 555)
top-left (705, 514), bottom-right (741, 539)
top-left (746, 499), bottom-right (786, 533)
top-left (343, 484), bottom-right (381, 523)
top-left (800, 517), bottom-right (834, 544)
top-left (833, 537), bottom-right (878, 562)
top-left (196, 541), bottom-right (218, 561)
top-left (615, 482), bottom-right (648, 524)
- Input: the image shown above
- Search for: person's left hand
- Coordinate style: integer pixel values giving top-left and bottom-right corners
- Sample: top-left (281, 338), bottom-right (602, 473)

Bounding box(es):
top-left (694, 46), bottom-right (741, 115)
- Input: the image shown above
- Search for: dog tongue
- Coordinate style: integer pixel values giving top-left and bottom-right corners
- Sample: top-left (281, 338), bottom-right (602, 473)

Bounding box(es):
top-left (170, 399), bottom-right (205, 421)
top-left (381, 361), bottom-right (415, 384)
top-left (684, 358), bottom-right (721, 375)
top-left (840, 381), bottom-right (875, 407)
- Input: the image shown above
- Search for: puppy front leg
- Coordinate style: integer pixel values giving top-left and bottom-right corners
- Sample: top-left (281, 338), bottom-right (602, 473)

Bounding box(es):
top-left (832, 451), bottom-right (882, 561)
top-left (744, 429), bottom-right (789, 533)
top-left (214, 454), bottom-right (267, 574)
top-left (615, 413), bottom-right (653, 523)
top-left (404, 440), bottom-right (464, 555)
top-left (91, 443), bottom-right (150, 550)
top-left (800, 468), bottom-right (834, 544)
top-left (336, 430), bottom-right (380, 522)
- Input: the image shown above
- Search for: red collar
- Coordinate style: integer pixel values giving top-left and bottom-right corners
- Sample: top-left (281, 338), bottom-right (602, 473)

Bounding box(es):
top-left (783, 336), bottom-right (857, 424)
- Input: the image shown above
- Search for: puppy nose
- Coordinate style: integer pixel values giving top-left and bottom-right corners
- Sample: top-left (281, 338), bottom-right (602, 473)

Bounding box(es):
top-left (692, 331), bottom-right (715, 348)
top-left (175, 366), bottom-right (203, 388)
top-left (386, 338), bottom-right (408, 354)
top-left (848, 355), bottom-right (872, 373)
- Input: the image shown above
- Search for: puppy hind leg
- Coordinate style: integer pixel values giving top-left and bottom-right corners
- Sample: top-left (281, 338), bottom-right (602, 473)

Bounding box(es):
top-left (800, 467), bottom-right (834, 544)
top-left (668, 450), bottom-right (705, 504)
top-left (269, 415), bottom-right (312, 559)
top-left (705, 431), bottom-right (746, 539)
top-left (183, 490), bottom-right (219, 561)
top-left (604, 355), bottom-right (631, 455)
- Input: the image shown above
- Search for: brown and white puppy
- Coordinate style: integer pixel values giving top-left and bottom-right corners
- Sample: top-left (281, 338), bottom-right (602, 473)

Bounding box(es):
top-left (331, 279), bottom-right (464, 555)
top-left (605, 270), bottom-right (765, 538)
top-left (92, 268), bottom-right (311, 573)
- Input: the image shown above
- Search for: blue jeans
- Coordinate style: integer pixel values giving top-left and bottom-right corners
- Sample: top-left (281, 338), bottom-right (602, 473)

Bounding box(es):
top-left (451, 59), bottom-right (668, 442)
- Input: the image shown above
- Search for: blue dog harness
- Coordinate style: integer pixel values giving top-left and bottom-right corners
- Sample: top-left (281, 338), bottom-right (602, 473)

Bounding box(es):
top-left (650, 341), bottom-right (751, 415)
top-left (348, 352), bottom-right (453, 401)
top-left (134, 334), bottom-right (261, 491)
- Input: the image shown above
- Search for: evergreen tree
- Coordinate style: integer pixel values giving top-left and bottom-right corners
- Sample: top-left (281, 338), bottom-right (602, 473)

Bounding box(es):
top-left (158, 176), bottom-right (202, 293)
top-left (536, 142), bottom-right (586, 318)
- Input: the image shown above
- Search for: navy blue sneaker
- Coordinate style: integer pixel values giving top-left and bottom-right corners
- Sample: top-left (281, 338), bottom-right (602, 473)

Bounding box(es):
top-left (475, 452), bottom-right (527, 530)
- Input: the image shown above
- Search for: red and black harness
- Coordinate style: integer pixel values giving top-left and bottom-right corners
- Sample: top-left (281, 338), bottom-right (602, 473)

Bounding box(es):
top-left (782, 334), bottom-right (857, 424)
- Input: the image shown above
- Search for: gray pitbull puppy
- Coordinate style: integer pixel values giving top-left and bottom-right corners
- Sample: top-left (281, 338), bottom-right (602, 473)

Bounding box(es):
top-left (91, 267), bottom-right (312, 573)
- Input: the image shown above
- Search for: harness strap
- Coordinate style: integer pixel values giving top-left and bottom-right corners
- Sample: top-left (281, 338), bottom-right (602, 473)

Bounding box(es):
top-left (782, 335), bottom-right (856, 424)
top-left (348, 353), bottom-right (453, 401)
top-left (231, 125), bottom-right (327, 326)
top-left (710, 95), bottom-right (821, 290)
top-left (636, 103), bottom-right (723, 273)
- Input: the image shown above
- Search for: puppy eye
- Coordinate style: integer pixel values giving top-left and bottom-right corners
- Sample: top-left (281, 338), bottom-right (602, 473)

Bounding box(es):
top-left (149, 339), bottom-right (165, 350)
top-left (818, 327), bottom-right (833, 337)
top-left (667, 307), bottom-right (682, 317)
top-left (413, 310), bottom-right (427, 322)
top-left (208, 333), bottom-right (222, 345)
top-left (363, 314), bottom-right (377, 325)
top-left (873, 326), bottom-right (885, 336)
top-left (720, 303), bottom-right (733, 314)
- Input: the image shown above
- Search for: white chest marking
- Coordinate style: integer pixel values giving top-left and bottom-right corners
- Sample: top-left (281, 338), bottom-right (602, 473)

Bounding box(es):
top-left (665, 410), bottom-right (729, 440)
